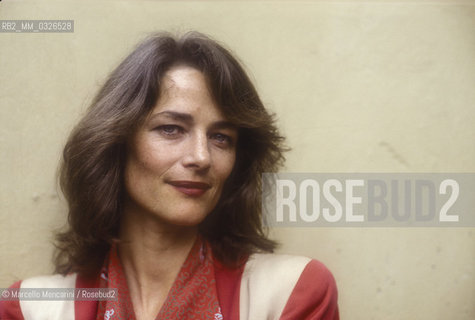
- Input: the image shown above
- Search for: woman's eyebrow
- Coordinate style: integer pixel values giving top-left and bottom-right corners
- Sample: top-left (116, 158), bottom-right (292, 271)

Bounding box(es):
top-left (150, 111), bottom-right (193, 123)
top-left (210, 120), bottom-right (237, 131)
top-left (150, 111), bottom-right (236, 130)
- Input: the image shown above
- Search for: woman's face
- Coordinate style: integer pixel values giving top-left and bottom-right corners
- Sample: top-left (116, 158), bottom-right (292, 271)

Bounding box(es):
top-left (124, 65), bottom-right (237, 227)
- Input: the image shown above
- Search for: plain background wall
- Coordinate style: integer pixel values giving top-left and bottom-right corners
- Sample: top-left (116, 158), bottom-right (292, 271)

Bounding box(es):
top-left (1, 1), bottom-right (474, 319)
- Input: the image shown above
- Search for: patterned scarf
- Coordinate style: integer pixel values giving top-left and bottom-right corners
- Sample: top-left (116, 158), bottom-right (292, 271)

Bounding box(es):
top-left (96, 238), bottom-right (223, 320)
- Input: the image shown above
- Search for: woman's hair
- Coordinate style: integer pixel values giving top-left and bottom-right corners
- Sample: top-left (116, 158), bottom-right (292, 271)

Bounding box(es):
top-left (54, 31), bottom-right (286, 276)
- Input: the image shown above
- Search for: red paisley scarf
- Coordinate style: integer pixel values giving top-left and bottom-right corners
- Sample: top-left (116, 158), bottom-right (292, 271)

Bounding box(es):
top-left (96, 238), bottom-right (223, 320)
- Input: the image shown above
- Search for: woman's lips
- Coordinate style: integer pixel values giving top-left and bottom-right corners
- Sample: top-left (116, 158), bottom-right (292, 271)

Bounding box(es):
top-left (167, 181), bottom-right (211, 197)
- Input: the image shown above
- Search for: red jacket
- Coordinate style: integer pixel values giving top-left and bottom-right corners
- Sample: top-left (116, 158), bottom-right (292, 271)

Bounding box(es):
top-left (1, 253), bottom-right (339, 319)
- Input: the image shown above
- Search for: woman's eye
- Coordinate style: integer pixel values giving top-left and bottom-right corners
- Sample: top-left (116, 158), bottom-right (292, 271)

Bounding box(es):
top-left (211, 133), bottom-right (233, 146)
top-left (156, 125), bottom-right (183, 137)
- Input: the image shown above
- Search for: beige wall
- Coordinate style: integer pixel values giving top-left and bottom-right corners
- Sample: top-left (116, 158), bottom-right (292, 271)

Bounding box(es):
top-left (1, 1), bottom-right (474, 319)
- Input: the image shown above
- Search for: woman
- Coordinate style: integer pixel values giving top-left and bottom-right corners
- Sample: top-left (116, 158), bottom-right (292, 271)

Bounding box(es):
top-left (1, 31), bottom-right (339, 319)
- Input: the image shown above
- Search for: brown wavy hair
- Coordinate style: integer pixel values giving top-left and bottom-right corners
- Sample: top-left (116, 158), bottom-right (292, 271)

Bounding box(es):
top-left (54, 31), bottom-right (286, 276)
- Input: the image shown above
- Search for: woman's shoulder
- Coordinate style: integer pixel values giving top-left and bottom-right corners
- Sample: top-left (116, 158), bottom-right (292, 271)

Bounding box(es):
top-left (241, 253), bottom-right (339, 320)
top-left (243, 252), bottom-right (336, 287)
top-left (10, 273), bottom-right (78, 289)
top-left (0, 274), bottom-right (78, 320)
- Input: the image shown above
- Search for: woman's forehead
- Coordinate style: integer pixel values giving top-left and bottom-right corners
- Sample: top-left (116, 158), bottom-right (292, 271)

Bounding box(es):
top-left (152, 66), bottom-right (226, 122)
top-left (160, 65), bottom-right (208, 94)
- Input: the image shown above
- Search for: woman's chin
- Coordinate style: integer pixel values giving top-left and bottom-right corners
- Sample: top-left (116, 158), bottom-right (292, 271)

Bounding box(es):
top-left (149, 209), bottom-right (209, 228)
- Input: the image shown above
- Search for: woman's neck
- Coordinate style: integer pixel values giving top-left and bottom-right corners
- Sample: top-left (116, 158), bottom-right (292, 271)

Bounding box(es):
top-left (118, 206), bottom-right (199, 320)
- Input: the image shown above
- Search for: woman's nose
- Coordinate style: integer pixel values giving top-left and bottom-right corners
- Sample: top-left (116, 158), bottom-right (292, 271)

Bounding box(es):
top-left (182, 132), bottom-right (211, 170)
